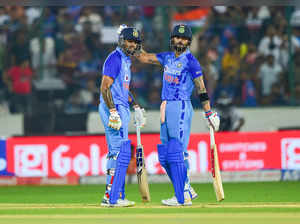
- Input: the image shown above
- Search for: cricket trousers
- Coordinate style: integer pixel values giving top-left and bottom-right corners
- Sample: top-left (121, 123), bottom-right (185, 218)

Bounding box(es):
top-left (99, 102), bottom-right (130, 199)
top-left (160, 100), bottom-right (194, 192)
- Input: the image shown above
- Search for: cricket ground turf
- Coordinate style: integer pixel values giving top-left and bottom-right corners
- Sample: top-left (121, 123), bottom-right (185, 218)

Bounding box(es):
top-left (0, 181), bottom-right (299, 224)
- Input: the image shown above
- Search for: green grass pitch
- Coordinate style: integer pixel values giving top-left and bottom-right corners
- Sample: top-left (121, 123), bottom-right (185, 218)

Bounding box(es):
top-left (0, 181), bottom-right (300, 224)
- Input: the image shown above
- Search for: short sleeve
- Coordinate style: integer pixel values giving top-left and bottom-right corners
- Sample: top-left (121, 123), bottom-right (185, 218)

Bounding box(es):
top-left (187, 54), bottom-right (203, 79)
top-left (102, 52), bottom-right (121, 79)
top-left (156, 52), bottom-right (169, 66)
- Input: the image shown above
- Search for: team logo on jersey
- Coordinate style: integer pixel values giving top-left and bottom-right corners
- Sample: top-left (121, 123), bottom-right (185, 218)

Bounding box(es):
top-left (124, 73), bottom-right (129, 81)
top-left (178, 26), bottom-right (185, 33)
top-left (164, 65), bottom-right (181, 76)
top-left (177, 62), bottom-right (182, 68)
top-left (133, 29), bottom-right (139, 38)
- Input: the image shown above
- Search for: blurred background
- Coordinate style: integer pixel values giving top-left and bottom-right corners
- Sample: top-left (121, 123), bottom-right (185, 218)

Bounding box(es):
top-left (0, 5), bottom-right (300, 184)
top-left (0, 6), bottom-right (300, 136)
top-left (0, 6), bottom-right (297, 127)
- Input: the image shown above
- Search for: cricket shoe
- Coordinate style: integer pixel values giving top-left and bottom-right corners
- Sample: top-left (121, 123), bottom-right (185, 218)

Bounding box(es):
top-left (101, 195), bottom-right (135, 207)
top-left (161, 186), bottom-right (198, 206)
top-left (161, 192), bottom-right (192, 206)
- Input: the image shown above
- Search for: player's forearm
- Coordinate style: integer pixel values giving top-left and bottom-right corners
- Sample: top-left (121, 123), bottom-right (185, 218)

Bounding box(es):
top-left (101, 86), bottom-right (115, 109)
top-left (135, 50), bottom-right (160, 65)
top-left (128, 91), bottom-right (139, 108)
top-left (202, 100), bottom-right (211, 111)
top-left (194, 76), bottom-right (211, 111)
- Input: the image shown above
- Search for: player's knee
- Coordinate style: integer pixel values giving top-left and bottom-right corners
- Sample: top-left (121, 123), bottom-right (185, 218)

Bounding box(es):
top-left (157, 144), bottom-right (168, 166)
top-left (118, 140), bottom-right (131, 166)
top-left (107, 150), bottom-right (119, 160)
top-left (167, 138), bottom-right (184, 163)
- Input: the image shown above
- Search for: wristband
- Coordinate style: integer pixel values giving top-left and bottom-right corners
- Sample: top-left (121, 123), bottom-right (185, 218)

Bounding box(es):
top-left (205, 110), bottom-right (213, 118)
top-left (199, 92), bottom-right (209, 103)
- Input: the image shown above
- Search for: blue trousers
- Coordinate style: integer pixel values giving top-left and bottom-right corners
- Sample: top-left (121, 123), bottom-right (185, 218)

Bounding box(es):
top-left (160, 100), bottom-right (193, 191)
top-left (99, 102), bottom-right (130, 199)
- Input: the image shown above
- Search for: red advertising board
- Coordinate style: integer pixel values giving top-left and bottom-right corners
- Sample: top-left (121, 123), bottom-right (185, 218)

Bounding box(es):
top-left (5, 131), bottom-right (300, 177)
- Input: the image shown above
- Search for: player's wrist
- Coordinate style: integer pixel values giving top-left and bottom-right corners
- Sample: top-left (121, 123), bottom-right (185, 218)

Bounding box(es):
top-left (109, 108), bottom-right (117, 113)
top-left (205, 110), bottom-right (213, 118)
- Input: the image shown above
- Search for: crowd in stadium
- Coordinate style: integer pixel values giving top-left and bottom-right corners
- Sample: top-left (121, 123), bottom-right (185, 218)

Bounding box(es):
top-left (0, 6), bottom-right (300, 116)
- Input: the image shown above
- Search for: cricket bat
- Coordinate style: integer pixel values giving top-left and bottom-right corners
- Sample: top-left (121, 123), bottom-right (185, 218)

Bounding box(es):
top-left (209, 126), bottom-right (225, 202)
top-left (136, 124), bottom-right (151, 202)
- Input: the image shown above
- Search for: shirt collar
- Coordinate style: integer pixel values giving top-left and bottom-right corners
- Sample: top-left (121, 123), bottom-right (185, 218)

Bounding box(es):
top-left (173, 49), bottom-right (190, 60)
top-left (116, 47), bottom-right (130, 60)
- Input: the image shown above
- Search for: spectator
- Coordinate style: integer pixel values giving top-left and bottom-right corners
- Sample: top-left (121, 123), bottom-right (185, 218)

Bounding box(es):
top-left (79, 78), bottom-right (99, 112)
top-left (81, 23), bottom-right (106, 60)
top-left (75, 7), bottom-right (103, 34)
top-left (64, 90), bottom-right (87, 114)
top-left (215, 91), bottom-right (245, 131)
top-left (0, 40), bottom-right (5, 90)
top-left (238, 70), bottom-right (257, 107)
top-left (213, 75), bottom-right (237, 105)
top-left (207, 35), bottom-right (224, 72)
top-left (258, 24), bottom-right (282, 64)
top-left (242, 42), bottom-right (259, 73)
top-left (25, 7), bottom-right (42, 25)
top-left (196, 35), bottom-right (208, 59)
top-left (258, 54), bottom-right (282, 105)
top-left (10, 29), bottom-right (30, 67)
top-left (39, 7), bottom-right (58, 38)
top-left (199, 52), bottom-right (219, 98)
top-left (75, 50), bottom-right (99, 88)
top-left (3, 59), bottom-right (34, 114)
top-left (57, 35), bottom-right (87, 94)
top-left (221, 38), bottom-right (241, 79)
top-left (279, 34), bottom-right (300, 69)
top-left (57, 46), bottom-right (78, 95)
top-left (292, 51), bottom-right (300, 104)
top-left (130, 62), bottom-right (148, 99)
top-left (30, 34), bottom-right (57, 80)
top-left (0, 7), bottom-right (10, 26)
top-left (269, 82), bottom-right (287, 105)
top-left (245, 7), bottom-right (263, 44)
top-left (6, 6), bottom-right (25, 33)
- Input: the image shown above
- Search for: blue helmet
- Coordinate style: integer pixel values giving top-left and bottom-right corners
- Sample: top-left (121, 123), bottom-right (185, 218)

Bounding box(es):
top-left (119, 27), bottom-right (142, 55)
top-left (170, 24), bottom-right (192, 53)
top-left (119, 27), bottom-right (142, 43)
top-left (171, 24), bottom-right (192, 40)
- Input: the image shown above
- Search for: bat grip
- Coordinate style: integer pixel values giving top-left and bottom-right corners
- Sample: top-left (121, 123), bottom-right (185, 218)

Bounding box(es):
top-left (209, 126), bottom-right (215, 147)
top-left (136, 125), bottom-right (142, 147)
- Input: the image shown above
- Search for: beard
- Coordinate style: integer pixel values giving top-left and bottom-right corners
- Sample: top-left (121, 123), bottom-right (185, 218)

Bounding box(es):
top-left (170, 39), bottom-right (189, 53)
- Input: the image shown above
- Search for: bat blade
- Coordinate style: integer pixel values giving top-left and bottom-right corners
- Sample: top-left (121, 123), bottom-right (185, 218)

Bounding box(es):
top-left (210, 127), bottom-right (225, 202)
top-left (136, 145), bottom-right (151, 202)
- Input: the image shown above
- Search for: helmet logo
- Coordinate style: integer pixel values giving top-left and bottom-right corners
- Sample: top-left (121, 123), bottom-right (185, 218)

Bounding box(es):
top-left (178, 26), bottom-right (185, 33)
top-left (133, 29), bottom-right (139, 37)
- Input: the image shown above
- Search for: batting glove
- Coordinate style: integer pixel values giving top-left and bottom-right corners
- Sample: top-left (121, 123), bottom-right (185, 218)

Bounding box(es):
top-left (134, 106), bottom-right (146, 128)
top-left (204, 110), bottom-right (220, 132)
top-left (108, 109), bottom-right (122, 130)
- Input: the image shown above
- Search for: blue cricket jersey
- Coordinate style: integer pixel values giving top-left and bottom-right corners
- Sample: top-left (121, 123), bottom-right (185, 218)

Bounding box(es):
top-left (100, 47), bottom-right (131, 108)
top-left (156, 50), bottom-right (203, 101)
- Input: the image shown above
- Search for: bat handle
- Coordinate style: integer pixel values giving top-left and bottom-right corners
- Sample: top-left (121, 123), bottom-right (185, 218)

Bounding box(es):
top-left (209, 126), bottom-right (215, 147)
top-left (136, 125), bottom-right (142, 147)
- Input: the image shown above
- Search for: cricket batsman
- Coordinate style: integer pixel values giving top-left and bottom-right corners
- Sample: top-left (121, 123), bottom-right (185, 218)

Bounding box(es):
top-left (99, 25), bottom-right (146, 207)
top-left (135, 24), bottom-right (220, 206)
